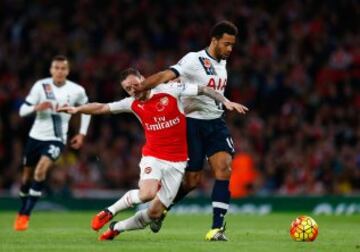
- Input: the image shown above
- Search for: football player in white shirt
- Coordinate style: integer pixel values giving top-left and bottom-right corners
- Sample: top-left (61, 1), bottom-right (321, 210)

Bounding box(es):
top-left (14, 55), bottom-right (91, 231)
top-left (136, 21), bottom-right (244, 241)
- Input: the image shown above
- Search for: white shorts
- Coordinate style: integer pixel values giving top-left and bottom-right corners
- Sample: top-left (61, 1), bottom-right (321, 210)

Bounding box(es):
top-left (139, 156), bottom-right (186, 208)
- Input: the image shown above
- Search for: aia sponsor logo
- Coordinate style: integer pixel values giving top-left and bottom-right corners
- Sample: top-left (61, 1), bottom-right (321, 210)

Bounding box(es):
top-left (207, 78), bottom-right (227, 91)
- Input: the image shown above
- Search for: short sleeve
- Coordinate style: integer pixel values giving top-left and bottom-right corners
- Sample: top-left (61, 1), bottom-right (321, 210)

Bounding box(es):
top-left (154, 83), bottom-right (198, 98)
top-left (170, 52), bottom-right (196, 77)
top-left (25, 82), bottom-right (41, 105)
top-left (76, 88), bottom-right (89, 105)
top-left (107, 97), bottom-right (134, 114)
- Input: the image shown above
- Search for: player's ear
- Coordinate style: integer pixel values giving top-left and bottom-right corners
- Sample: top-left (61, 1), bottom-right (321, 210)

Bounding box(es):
top-left (210, 37), bottom-right (218, 46)
top-left (140, 75), bottom-right (145, 81)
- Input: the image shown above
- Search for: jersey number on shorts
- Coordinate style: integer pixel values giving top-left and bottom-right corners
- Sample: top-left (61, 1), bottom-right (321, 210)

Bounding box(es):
top-left (215, 100), bottom-right (223, 110)
top-left (226, 137), bottom-right (235, 153)
top-left (48, 144), bottom-right (61, 159)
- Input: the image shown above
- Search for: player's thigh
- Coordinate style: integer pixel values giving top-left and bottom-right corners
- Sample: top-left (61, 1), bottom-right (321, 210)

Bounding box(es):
top-left (204, 118), bottom-right (235, 159)
top-left (138, 179), bottom-right (160, 200)
top-left (39, 140), bottom-right (64, 162)
top-left (139, 156), bottom-right (163, 181)
top-left (34, 155), bottom-right (54, 179)
top-left (157, 161), bottom-right (186, 208)
top-left (138, 156), bottom-right (164, 200)
top-left (186, 118), bottom-right (206, 171)
top-left (23, 137), bottom-right (43, 168)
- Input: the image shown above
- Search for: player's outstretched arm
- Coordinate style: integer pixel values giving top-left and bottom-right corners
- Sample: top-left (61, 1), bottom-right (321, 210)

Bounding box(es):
top-left (198, 86), bottom-right (249, 114)
top-left (138, 70), bottom-right (177, 91)
top-left (57, 103), bottom-right (110, 115)
top-left (19, 101), bottom-right (53, 117)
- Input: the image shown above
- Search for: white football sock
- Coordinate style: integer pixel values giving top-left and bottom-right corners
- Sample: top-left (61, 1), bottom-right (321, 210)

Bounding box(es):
top-left (113, 209), bottom-right (151, 232)
top-left (108, 189), bottom-right (141, 215)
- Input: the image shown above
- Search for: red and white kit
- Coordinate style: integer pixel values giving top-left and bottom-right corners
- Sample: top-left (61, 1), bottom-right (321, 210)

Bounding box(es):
top-left (107, 83), bottom-right (198, 207)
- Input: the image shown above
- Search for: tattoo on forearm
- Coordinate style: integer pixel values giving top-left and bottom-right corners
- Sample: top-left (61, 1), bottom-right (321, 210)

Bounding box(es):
top-left (199, 86), bottom-right (228, 103)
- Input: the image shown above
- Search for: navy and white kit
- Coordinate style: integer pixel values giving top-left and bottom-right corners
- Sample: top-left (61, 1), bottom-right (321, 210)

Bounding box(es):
top-left (20, 77), bottom-right (91, 166)
top-left (170, 49), bottom-right (235, 171)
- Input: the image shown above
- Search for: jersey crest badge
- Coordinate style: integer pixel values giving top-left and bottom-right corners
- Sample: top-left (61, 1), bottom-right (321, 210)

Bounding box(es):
top-left (199, 57), bottom-right (217, 75)
top-left (42, 83), bottom-right (56, 100)
top-left (144, 167), bottom-right (152, 174)
top-left (156, 97), bottom-right (169, 111)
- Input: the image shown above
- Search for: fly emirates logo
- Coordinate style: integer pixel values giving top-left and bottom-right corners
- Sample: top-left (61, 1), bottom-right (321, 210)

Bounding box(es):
top-left (145, 116), bottom-right (180, 131)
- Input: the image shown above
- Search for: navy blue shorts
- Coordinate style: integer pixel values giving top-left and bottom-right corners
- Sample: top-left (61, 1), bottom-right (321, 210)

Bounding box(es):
top-left (186, 117), bottom-right (235, 171)
top-left (23, 137), bottom-right (65, 167)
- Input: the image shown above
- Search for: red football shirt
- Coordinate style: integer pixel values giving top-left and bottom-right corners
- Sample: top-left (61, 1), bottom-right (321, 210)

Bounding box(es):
top-left (108, 83), bottom-right (198, 162)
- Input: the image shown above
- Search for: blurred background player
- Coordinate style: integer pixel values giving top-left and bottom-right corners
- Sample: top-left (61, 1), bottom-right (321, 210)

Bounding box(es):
top-left (137, 20), bottom-right (239, 241)
top-left (14, 55), bottom-right (91, 231)
top-left (58, 68), bottom-right (247, 240)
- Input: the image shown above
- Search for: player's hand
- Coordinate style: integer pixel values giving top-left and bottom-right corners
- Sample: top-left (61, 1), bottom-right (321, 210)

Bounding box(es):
top-left (57, 105), bottom-right (79, 114)
top-left (70, 134), bottom-right (85, 149)
top-left (223, 101), bottom-right (249, 114)
top-left (34, 101), bottom-right (53, 111)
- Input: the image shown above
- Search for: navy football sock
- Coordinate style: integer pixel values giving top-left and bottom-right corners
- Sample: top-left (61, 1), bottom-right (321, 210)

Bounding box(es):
top-left (19, 182), bottom-right (31, 214)
top-left (211, 180), bottom-right (230, 229)
top-left (22, 180), bottom-right (44, 216)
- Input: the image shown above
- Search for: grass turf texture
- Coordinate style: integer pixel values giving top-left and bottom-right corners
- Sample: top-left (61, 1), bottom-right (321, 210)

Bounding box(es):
top-left (1, 211), bottom-right (359, 252)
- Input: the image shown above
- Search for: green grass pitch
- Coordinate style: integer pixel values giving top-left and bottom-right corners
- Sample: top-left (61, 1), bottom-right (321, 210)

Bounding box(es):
top-left (1, 211), bottom-right (360, 252)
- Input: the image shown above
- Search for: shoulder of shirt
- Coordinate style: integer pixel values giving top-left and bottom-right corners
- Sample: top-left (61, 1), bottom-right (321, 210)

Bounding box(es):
top-left (34, 77), bottom-right (51, 86)
top-left (152, 84), bottom-right (167, 94)
top-left (182, 51), bottom-right (201, 59)
top-left (65, 80), bottom-right (86, 92)
top-left (65, 79), bottom-right (82, 88)
top-left (121, 96), bottom-right (135, 103)
top-left (153, 83), bottom-right (181, 92)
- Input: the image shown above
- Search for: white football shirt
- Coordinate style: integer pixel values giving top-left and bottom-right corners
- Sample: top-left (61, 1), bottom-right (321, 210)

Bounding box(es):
top-left (170, 49), bottom-right (228, 120)
top-left (24, 77), bottom-right (89, 143)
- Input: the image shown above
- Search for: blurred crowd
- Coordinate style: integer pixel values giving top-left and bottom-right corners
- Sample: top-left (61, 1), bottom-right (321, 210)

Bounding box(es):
top-left (0, 0), bottom-right (359, 197)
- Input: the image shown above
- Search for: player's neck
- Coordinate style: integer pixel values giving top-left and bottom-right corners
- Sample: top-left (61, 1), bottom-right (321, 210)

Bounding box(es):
top-left (136, 90), bottom-right (150, 101)
top-left (52, 79), bottom-right (66, 87)
top-left (206, 46), bottom-right (220, 62)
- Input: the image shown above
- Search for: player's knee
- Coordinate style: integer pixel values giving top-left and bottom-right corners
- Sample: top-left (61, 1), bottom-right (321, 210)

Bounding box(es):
top-left (147, 207), bottom-right (163, 219)
top-left (33, 162), bottom-right (49, 181)
top-left (184, 173), bottom-right (201, 191)
top-left (139, 189), bottom-right (157, 202)
top-left (213, 164), bottom-right (231, 180)
top-left (33, 170), bottom-right (46, 181)
top-left (186, 180), bottom-right (200, 191)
